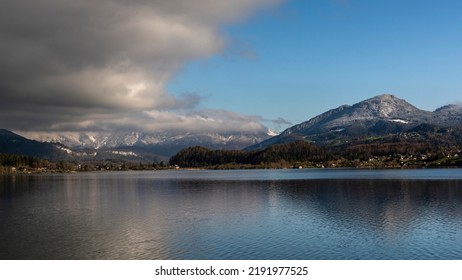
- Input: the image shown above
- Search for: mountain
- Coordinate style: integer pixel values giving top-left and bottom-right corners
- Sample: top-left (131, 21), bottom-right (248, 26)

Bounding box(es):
top-left (0, 129), bottom-right (65, 159)
top-left (246, 94), bottom-right (462, 151)
top-left (24, 130), bottom-right (271, 152)
top-left (16, 130), bottom-right (273, 161)
top-left (5, 94), bottom-right (461, 164)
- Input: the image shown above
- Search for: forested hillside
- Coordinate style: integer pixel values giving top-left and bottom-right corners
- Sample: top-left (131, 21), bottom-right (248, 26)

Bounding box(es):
top-left (170, 141), bottom-right (331, 168)
top-left (170, 133), bottom-right (462, 169)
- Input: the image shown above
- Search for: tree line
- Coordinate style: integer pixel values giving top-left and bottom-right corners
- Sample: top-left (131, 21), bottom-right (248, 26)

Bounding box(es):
top-left (0, 153), bottom-right (43, 168)
top-left (169, 141), bottom-right (331, 168)
top-left (0, 153), bottom-right (169, 173)
top-left (170, 137), bottom-right (462, 168)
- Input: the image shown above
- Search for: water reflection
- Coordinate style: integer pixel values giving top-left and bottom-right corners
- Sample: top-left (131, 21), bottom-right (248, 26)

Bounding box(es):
top-left (1, 171), bottom-right (462, 259)
top-left (269, 179), bottom-right (462, 259)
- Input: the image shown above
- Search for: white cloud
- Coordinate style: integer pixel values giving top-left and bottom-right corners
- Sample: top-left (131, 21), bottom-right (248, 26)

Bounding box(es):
top-left (42, 109), bottom-right (267, 133)
top-left (0, 0), bottom-right (283, 132)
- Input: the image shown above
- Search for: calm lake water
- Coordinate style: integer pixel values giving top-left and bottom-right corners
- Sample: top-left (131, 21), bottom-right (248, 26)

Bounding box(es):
top-left (1, 169), bottom-right (462, 260)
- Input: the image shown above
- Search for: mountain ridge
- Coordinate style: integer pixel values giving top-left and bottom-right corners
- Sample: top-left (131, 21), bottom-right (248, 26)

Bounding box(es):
top-left (18, 130), bottom-right (273, 150)
top-left (8, 129), bottom-right (273, 161)
top-left (246, 94), bottom-right (462, 151)
top-left (0, 129), bottom-right (66, 159)
top-left (2, 94), bottom-right (462, 163)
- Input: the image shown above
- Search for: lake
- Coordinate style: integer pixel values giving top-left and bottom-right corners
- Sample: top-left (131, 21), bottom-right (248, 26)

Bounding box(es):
top-left (1, 169), bottom-right (462, 259)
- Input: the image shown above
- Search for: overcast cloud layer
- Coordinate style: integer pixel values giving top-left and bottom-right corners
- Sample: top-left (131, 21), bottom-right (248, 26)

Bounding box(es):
top-left (0, 0), bottom-right (282, 133)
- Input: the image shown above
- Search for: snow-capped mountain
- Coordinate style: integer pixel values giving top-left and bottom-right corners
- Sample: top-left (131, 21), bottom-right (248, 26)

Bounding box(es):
top-left (18, 130), bottom-right (275, 159)
top-left (285, 94), bottom-right (432, 134)
top-left (4, 94), bottom-right (462, 161)
top-left (28, 131), bottom-right (149, 149)
top-left (246, 94), bottom-right (462, 151)
top-left (26, 131), bottom-right (273, 150)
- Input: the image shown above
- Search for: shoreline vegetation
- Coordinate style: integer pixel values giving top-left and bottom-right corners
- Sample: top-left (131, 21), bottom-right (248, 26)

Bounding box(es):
top-left (0, 153), bottom-right (170, 174)
top-left (2, 141), bottom-right (461, 174)
top-left (169, 141), bottom-right (462, 170)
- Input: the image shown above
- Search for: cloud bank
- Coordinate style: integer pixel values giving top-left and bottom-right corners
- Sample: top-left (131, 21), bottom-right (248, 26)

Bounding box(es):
top-left (0, 0), bottom-right (282, 133)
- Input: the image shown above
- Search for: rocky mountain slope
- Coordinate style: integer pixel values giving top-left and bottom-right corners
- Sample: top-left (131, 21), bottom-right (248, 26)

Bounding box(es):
top-left (12, 130), bottom-right (272, 161)
top-left (246, 94), bottom-right (462, 151)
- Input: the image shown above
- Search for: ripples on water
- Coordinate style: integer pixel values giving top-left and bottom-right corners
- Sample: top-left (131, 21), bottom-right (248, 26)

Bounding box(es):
top-left (1, 169), bottom-right (462, 259)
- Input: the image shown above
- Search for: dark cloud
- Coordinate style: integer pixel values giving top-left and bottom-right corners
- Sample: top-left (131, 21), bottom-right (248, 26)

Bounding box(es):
top-left (0, 0), bottom-right (282, 133)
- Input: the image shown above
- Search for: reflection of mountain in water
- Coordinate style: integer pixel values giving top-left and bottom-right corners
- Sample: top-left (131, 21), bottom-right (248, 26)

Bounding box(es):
top-left (165, 178), bottom-right (462, 230)
top-left (2, 173), bottom-right (462, 259)
top-left (274, 179), bottom-right (462, 235)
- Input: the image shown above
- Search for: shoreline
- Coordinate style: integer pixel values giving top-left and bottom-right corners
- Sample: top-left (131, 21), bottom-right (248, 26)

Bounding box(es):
top-left (1, 165), bottom-right (461, 175)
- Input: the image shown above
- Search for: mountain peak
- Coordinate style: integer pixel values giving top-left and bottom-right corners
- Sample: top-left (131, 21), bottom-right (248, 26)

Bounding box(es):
top-left (363, 93), bottom-right (407, 106)
top-left (353, 94), bottom-right (421, 119)
top-left (283, 94), bottom-right (421, 136)
top-left (372, 93), bottom-right (397, 100)
top-left (246, 94), bottom-right (439, 151)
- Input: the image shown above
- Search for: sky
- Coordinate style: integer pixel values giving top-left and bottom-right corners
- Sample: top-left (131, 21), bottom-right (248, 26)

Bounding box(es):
top-left (1, 0), bottom-right (462, 134)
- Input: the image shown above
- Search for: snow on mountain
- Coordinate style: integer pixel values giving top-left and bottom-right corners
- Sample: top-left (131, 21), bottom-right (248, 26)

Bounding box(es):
top-left (20, 131), bottom-right (144, 149)
top-left (7, 94), bottom-right (462, 159)
top-left (389, 119), bottom-right (410, 124)
top-left (282, 94), bottom-right (431, 135)
top-left (246, 94), bottom-right (462, 151)
top-left (111, 150), bottom-right (139, 157)
top-left (267, 129), bottom-right (280, 136)
top-left (17, 130), bottom-right (272, 158)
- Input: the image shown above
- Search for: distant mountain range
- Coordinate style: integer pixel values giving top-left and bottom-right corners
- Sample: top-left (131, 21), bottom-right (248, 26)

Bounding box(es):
top-left (1, 94), bottom-right (462, 163)
top-left (22, 130), bottom-right (272, 152)
top-left (246, 94), bottom-right (462, 151)
top-left (1, 129), bottom-right (272, 162)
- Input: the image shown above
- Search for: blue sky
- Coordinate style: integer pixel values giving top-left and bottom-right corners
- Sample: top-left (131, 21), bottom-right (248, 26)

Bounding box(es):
top-left (168, 0), bottom-right (462, 129)
top-left (2, 0), bottom-right (461, 134)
